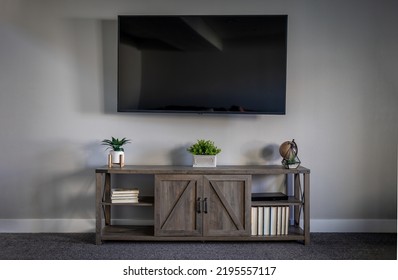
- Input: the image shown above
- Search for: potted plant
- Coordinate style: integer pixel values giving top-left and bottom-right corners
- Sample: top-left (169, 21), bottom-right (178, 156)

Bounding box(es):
top-left (187, 139), bottom-right (221, 167)
top-left (101, 137), bottom-right (131, 164)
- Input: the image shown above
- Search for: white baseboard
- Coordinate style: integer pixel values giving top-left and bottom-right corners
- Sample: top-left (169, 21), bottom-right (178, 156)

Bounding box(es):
top-left (311, 219), bottom-right (397, 233)
top-left (0, 219), bottom-right (96, 233)
top-left (0, 219), bottom-right (396, 233)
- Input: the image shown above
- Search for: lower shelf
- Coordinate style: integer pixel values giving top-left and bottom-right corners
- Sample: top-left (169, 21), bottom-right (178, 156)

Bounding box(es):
top-left (99, 225), bottom-right (305, 242)
top-left (250, 226), bottom-right (305, 241)
top-left (101, 225), bottom-right (155, 241)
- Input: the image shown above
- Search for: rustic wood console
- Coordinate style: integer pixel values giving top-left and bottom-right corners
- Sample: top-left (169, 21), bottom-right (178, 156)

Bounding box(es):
top-left (95, 165), bottom-right (310, 245)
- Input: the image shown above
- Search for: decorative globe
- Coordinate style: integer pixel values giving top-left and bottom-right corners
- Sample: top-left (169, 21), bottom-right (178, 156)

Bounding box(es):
top-left (279, 139), bottom-right (300, 168)
top-left (279, 140), bottom-right (298, 160)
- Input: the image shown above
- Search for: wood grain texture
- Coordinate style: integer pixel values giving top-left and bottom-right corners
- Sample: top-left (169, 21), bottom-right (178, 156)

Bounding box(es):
top-left (155, 175), bottom-right (202, 236)
top-left (96, 165), bottom-right (310, 175)
top-left (95, 165), bottom-right (310, 244)
top-left (203, 175), bottom-right (251, 237)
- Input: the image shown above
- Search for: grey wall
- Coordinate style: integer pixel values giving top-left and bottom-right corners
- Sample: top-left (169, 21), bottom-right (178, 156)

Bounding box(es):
top-left (0, 0), bottom-right (396, 232)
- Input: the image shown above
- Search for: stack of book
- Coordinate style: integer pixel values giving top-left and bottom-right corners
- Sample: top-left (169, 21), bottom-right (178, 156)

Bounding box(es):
top-left (111, 188), bottom-right (139, 203)
top-left (251, 206), bottom-right (290, 236)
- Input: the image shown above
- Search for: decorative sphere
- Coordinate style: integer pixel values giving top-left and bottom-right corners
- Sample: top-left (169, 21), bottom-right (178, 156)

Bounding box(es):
top-left (279, 139), bottom-right (298, 161)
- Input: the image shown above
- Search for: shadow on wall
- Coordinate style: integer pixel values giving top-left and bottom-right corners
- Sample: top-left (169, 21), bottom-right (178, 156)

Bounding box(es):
top-left (254, 143), bottom-right (286, 193)
top-left (170, 145), bottom-right (192, 165)
top-left (29, 141), bottom-right (103, 231)
top-left (168, 142), bottom-right (284, 167)
top-left (262, 143), bottom-right (282, 163)
top-left (242, 142), bottom-right (281, 165)
top-left (101, 19), bottom-right (118, 114)
top-left (63, 18), bottom-right (117, 115)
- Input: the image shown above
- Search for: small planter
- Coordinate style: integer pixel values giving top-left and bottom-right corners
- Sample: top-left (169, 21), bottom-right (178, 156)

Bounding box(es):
top-left (111, 151), bottom-right (124, 164)
top-left (187, 139), bottom-right (221, 167)
top-left (193, 155), bottom-right (217, 167)
top-left (101, 137), bottom-right (130, 168)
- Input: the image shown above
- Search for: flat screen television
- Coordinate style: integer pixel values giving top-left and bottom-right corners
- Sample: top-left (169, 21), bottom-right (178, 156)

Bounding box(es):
top-left (118, 15), bottom-right (287, 114)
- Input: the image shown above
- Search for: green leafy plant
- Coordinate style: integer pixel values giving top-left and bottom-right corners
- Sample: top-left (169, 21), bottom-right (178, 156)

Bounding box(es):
top-left (101, 137), bottom-right (131, 151)
top-left (187, 139), bottom-right (221, 155)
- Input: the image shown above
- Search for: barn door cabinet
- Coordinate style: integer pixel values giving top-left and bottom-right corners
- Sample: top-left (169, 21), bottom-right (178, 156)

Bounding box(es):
top-left (155, 175), bottom-right (251, 237)
top-left (95, 165), bottom-right (310, 245)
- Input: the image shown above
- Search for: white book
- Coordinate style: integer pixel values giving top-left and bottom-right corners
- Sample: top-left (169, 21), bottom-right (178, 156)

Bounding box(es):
top-left (251, 207), bottom-right (258, 236)
top-left (257, 207), bottom-right (264, 236)
top-left (270, 206), bottom-right (277, 236)
top-left (277, 207), bottom-right (282, 235)
top-left (111, 198), bottom-right (139, 203)
top-left (112, 188), bottom-right (139, 194)
top-left (285, 206), bottom-right (290, 235)
top-left (263, 207), bottom-right (270, 236)
top-left (111, 195), bottom-right (138, 199)
top-left (281, 206), bottom-right (286, 235)
top-left (111, 193), bottom-right (139, 197)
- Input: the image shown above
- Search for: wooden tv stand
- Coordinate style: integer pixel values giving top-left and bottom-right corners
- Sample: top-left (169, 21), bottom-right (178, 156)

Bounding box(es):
top-left (95, 165), bottom-right (310, 245)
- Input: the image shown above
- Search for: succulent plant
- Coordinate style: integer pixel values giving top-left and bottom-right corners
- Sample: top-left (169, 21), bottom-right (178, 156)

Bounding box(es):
top-left (101, 137), bottom-right (131, 152)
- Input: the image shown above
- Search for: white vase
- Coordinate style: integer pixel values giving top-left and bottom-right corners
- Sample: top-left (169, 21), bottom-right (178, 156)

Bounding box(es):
top-left (193, 155), bottom-right (217, 167)
top-left (111, 151), bottom-right (124, 164)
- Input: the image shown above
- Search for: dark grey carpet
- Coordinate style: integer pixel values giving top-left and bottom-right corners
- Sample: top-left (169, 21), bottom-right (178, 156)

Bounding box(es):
top-left (0, 233), bottom-right (396, 260)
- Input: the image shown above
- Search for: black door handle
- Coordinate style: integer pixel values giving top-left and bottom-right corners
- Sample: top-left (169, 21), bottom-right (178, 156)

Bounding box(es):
top-left (196, 198), bottom-right (201, 213)
top-left (203, 198), bottom-right (208, 214)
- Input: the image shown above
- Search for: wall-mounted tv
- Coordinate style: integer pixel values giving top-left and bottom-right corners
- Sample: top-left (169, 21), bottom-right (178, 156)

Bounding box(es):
top-left (118, 15), bottom-right (287, 114)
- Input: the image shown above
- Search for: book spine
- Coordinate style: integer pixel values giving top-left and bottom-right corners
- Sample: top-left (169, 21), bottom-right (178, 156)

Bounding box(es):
top-left (251, 205), bottom-right (290, 237)
top-left (277, 207), bottom-right (282, 235)
top-left (263, 207), bottom-right (270, 236)
top-left (281, 206), bottom-right (286, 235)
top-left (270, 206), bottom-right (277, 236)
top-left (111, 199), bottom-right (139, 203)
top-left (251, 207), bottom-right (258, 236)
top-left (285, 206), bottom-right (290, 235)
top-left (257, 207), bottom-right (264, 236)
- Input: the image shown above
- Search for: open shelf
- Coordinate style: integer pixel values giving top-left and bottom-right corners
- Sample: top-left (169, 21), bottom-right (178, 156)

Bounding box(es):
top-left (101, 225), bottom-right (154, 240)
top-left (250, 226), bottom-right (304, 240)
top-left (251, 196), bottom-right (302, 207)
top-left (101, 225), bottom-right (305, 242)
top-left (101, 196), bottom-right (154, 206)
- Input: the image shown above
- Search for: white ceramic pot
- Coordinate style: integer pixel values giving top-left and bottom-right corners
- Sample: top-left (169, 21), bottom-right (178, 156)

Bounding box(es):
top-left (193, 155), bottom-right (217, 167)
top-left (111, 151), bottom-right (124, 164)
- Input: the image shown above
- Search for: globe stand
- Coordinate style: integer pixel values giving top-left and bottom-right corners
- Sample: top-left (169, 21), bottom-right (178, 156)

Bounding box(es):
top-left (282, 155), bottom-right (301, 169)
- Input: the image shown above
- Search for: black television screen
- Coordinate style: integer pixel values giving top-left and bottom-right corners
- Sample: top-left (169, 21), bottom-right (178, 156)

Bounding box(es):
top-left (118, 15), bottom-right (287, 114)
